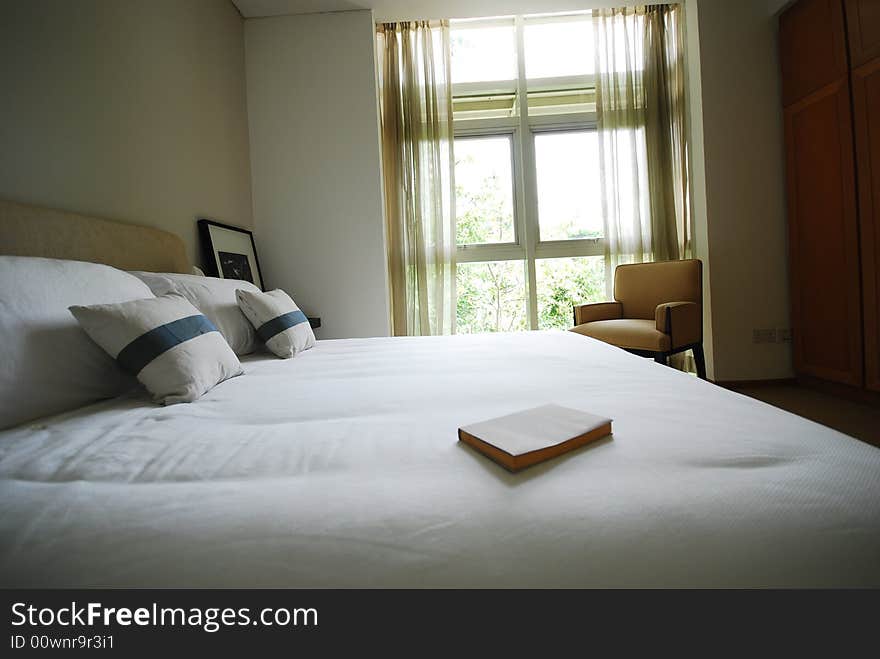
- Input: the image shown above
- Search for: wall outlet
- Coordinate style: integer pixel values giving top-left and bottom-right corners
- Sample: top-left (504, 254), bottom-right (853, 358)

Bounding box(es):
top-left (753, 328), bottom-right (777, 344)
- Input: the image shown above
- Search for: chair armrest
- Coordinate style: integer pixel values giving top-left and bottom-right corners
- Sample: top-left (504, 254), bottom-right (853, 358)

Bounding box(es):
top-left (655, 301), bottom-right (701, 349)
top-left (573, 301), bottom-right (623, 326)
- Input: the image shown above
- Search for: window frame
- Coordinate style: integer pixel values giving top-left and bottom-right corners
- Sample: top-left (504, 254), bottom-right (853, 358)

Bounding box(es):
top-left (454, 131), bottom-right (520, 251)
top-left (451, 13), bottom-right (604, 330)
top-left (531, 125), bottom-right (604, 249)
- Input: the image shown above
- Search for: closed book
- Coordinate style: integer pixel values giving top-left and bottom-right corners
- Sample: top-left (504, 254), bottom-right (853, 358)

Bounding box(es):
top-left (458, 404), bottom-right (612, 472)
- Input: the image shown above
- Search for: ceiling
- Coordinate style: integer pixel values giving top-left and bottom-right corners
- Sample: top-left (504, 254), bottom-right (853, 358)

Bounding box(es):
top-left (232, 0), bottom-right (369, 18)
top-left (231, 0), bottom-right (635, 22)
top-left (232, 1), bottom-right (790, 22)
top-left (767, 0), bottom-right (796, 16)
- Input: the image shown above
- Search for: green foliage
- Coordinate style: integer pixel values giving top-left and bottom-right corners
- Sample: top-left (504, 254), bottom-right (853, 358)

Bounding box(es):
top-left (457, 261), bottom-right (528, 333)
top-left (456, 174), bottom-right (512, 245)
top-left (536, 257), bottom-right (605, 330)
top-left (455, 146), bottom-right (513, 245)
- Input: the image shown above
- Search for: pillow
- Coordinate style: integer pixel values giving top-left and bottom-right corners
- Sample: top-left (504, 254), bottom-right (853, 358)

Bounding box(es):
top-left (236, 289), bottom-right (316, 358)
top-left (69, 292), bottom-right (243, 404)
top-left (132, 272), bottom-right (260, 355)
top-left (0, 256), bottom-right (154, 430)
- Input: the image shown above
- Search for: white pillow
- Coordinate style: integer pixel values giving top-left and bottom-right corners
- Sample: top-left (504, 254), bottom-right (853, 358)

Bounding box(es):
top-left (0, 256), bottom-right (154, 430)
top-left (236, 289), bottom-right (316, 358)
top-left (70, 292), bottom-right (243, 404)
top-left (132, 272), bottom-right (260, 355)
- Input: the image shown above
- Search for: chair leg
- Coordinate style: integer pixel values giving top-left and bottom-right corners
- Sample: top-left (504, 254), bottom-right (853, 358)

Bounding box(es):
top-left (654, 352), bottom-right (668, 366)
top-left (693, 343), bottom-right (707, 380)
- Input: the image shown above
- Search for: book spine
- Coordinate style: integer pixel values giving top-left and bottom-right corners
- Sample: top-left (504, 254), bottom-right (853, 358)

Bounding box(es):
top-left (458, 429), bottom-right (518, 472)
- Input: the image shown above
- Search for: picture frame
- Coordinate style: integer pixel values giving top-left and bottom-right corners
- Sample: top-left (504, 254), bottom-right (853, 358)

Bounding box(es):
top-left (197, 219), bottom-right (264, 290)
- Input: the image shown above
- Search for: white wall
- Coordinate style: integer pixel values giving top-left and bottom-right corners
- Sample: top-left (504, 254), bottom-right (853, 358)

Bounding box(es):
top-left (683, 0), bottom-right (717, 381)
top-left (0, 0), bottom-right (253, 266)
top-left (245, 10), bottom-right (390, 338)
top-left (685, 0), bottom-right (793, 381)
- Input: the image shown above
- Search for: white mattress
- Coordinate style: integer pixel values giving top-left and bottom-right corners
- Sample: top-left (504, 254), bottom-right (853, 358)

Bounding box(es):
top-left (1, 331), bottom-right (878, 587)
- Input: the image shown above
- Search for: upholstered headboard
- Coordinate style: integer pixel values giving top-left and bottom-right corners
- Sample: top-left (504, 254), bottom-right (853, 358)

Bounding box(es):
top-left (0, 199), bottom-right (190, 273)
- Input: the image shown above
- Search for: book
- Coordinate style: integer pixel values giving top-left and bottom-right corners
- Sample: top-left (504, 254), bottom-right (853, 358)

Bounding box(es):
top-left (458, 404), bottom-right (612, 472)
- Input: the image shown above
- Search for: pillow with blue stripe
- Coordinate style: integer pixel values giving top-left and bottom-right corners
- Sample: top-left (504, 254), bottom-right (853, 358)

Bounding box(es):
top-left (236, 289), bottom-right (316, 358)
top-left (131, 271), bottom-right (261, 356)
top-left (70, 292), bottom-right (243, 404)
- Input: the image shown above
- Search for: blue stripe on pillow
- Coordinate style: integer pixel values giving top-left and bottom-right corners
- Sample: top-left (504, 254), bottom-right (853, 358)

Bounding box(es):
top-left (116, 314), bottom-right (219, 375)
top-left (256, 310), bottom-right (308, 343)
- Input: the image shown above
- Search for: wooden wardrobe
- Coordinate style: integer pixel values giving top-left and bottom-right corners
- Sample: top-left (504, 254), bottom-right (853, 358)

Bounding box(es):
top-left (780, 0), bottom-right (880, 397)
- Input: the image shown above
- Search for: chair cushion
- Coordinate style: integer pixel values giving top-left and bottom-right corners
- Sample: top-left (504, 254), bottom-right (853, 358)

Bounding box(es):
top-left (614, 259), bottom-right (701, 319)
top-left (570, 319), bottom-right (671, 352)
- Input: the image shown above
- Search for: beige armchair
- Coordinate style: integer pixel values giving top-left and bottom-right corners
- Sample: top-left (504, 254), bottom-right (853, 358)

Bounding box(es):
top-left (570, 259), bottom-right (706, 378)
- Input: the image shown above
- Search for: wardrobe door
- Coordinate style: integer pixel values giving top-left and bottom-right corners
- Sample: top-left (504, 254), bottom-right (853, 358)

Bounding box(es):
top-left (852, 57), bottom-right (880, 391)
top-left (845, 0), bottom-right (880, 68)
top-left (784, 80), bottom-right (864, 386)
top-left (780, 0), bottom-right (848, 105)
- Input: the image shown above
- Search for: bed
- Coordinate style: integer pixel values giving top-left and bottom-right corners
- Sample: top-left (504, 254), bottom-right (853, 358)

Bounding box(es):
top-left (1, 200), bottom-right (879, 588)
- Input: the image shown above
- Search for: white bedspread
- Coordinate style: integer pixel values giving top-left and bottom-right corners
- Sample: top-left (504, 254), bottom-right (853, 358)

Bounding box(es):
top-left (1, 331), bottom-right (878, 587)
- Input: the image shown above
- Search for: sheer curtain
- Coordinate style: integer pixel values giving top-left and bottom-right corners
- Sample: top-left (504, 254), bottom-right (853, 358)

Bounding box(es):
top-left (377, 21), bottom-right (456, 336)
top-left (593, 4), bottom-right (694, 371)
top-left (592, 4), bottom-right (691, 292)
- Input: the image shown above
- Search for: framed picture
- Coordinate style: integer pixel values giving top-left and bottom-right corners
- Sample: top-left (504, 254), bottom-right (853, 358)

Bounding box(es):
top-left (197, 219), bottom-right (264, 290)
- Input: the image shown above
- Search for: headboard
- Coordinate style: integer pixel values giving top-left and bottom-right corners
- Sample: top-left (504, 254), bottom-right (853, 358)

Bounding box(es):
top-left (0, 199), bottom-right (190, 273)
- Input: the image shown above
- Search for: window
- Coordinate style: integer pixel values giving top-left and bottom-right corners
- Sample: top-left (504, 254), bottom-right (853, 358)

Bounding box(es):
top-left (456, 261), bottom-right (528, 333)
top-left (450, 23), bottom-right (516, 85)
top-left (451, 14), bottom-right (605, 333)
top-left (534, 130), bottom-right (602, 241)
top-left (455, 135), bottom-right (516, 245)
top-left (524, 16), bottom-right (594, 79)
top-left (536, 256), bottom-right (605, 330)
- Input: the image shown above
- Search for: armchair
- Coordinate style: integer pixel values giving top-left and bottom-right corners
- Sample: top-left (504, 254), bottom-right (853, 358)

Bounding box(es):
top-left (570, 259), bottom-right (706, 378)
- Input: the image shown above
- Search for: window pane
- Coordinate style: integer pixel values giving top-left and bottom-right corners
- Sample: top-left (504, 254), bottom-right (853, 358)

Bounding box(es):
top-left (524, 18), bottom-right (594, 80)
top-left (457, 261), bottom-right (528, 333)
top-left (453, 92), bottom-right (517, 120)
top-left (526, 88), bottom-right (596, 117)
top-left (450, 25), bottom-right (516, 84)
top-left (537, 256), bottom-right (605, 330)
top-left (535, 130), bottom-right (602, 241)
top-left (455, 136), bottom-right (515, 245)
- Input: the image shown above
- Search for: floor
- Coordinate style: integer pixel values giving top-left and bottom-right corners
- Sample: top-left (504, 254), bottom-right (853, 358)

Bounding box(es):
top-left (728, 383), bottom-right (880, 448)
